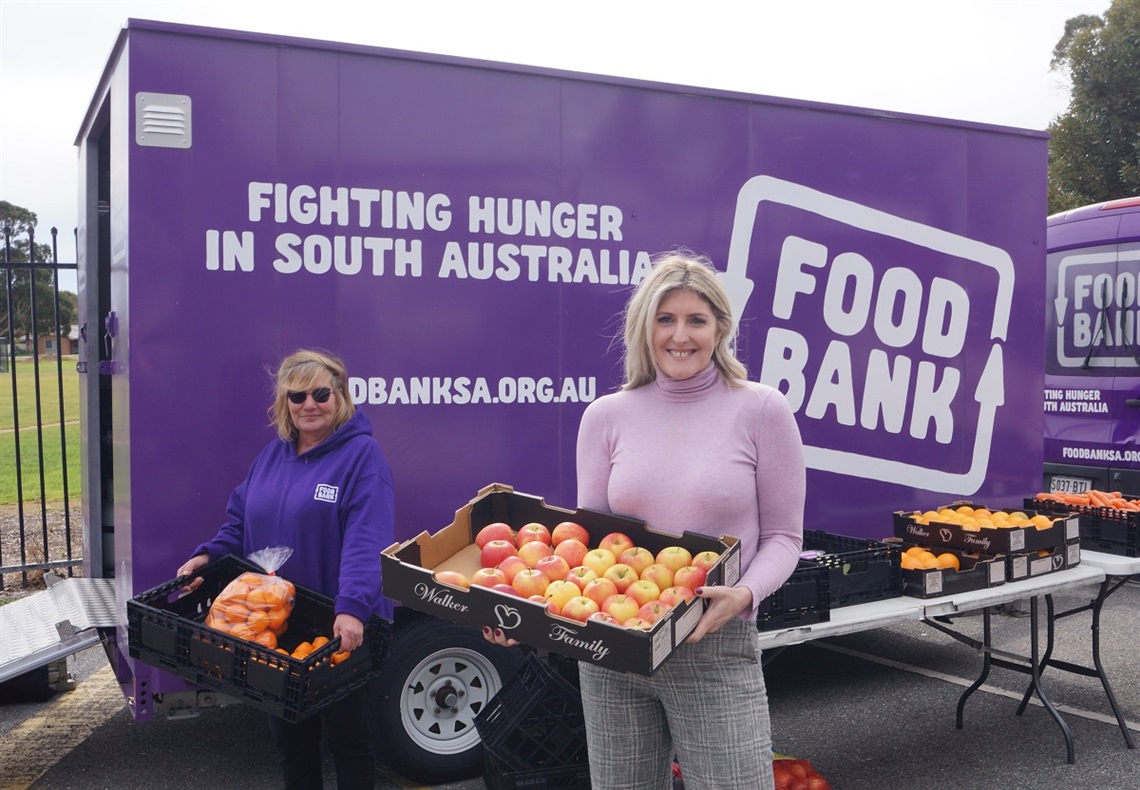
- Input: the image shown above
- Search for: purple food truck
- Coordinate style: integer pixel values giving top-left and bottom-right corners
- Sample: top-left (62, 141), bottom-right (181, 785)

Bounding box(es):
top-left (63, 19), bottom-right (1047, 781)
top-left (1043, 196), bottom-right (1140, 496)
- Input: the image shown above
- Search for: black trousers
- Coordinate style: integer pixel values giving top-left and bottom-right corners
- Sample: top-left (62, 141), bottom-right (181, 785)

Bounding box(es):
top-left (266, 685), bottom-right (374, 790)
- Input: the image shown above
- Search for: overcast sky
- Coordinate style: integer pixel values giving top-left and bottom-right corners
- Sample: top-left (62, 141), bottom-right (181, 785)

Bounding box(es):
top-left (0, 0), bottom-right (1114, 261)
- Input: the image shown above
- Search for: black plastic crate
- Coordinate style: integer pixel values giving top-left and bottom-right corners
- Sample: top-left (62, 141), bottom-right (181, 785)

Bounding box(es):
top-left (483, 752), bottom-right (591, 790)
top-left (475, 653), bottom-right (588, 774)
top-left (756, 561), bottom-right (830, 632)
top-left (1027, 497), bottom-right (1140, 557)
top-left (127, 554), bottom-right (391, 722)
top-left (801, 530), bottom-right (902, 607)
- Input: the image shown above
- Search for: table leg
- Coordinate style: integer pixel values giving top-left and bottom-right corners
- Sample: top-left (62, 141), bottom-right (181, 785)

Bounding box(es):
top-left (956, 607), bottom-right (993, 730)
top-left (1024, 597), bottom-right (1075, 764)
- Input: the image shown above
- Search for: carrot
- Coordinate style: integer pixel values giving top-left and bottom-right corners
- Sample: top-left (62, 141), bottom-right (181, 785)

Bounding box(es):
top-left (1087, 489), bottom-right (1111, 507)
top-left (1064, 492), bottom-right (1090, 506)
top-left (1035, 492), bottom-right (1065, 503)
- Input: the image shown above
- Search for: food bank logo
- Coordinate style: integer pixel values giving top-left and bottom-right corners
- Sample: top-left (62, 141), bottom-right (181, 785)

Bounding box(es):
top-left (1051, 249), bottom-right (1140, 368)
top-left (722, 176), bottom-right (1012, 495)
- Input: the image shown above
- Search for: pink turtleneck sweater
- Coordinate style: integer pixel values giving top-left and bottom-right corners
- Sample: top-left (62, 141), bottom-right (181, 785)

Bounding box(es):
top-left (575, 363), bottom-right (805, 620)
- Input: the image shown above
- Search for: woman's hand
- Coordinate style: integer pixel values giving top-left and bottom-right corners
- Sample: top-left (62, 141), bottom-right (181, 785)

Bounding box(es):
top-left (482, 626), bottom-right (519, 648)
top-left (176, 554), bottom-right (210, 593)
top-left (333, 613), bottom-right (365, 652)
top-left (686, 585), bottom-right (752, 643)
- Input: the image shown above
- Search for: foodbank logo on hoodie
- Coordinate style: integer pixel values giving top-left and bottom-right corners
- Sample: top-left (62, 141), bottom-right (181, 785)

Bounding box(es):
top-left (314, 484), bottom-right (339, 503)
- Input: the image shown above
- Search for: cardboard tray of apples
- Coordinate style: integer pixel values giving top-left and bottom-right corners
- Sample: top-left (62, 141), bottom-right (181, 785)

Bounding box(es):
top-left (381, 483), bottom-right (741, 676)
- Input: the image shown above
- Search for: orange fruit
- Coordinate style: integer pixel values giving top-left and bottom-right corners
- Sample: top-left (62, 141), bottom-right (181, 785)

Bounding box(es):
top-left (291, 641), bottom-right (313, 660)
top-left (936, 553), bottom-right (960, 571)
top-left (252, 629), bottom-right (278, 649)
top-left (230, 623), bottom-right (257, 641)
top-left (222, 602), bottom-right (253, 624)
top-left (900, 554), bottom-right (921, 570)
top-left (266, 606), bottom-right (289, 631)
top-left (331, 650), bottom-right (350, 666)
top-left (247, 588), bottom-right (275, 609)
top-left (247, 610), bottom-right (271, 632)
top-left (311, 636), bottom-right (330, 650)
top-left (238, 572), bottom-right (264, 586)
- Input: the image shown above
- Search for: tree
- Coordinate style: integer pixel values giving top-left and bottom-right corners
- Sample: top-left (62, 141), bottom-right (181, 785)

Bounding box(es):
top-left (1, 201), bottom-right (77, 350)
top-left (1047, 0), bottom-right (1140, 213)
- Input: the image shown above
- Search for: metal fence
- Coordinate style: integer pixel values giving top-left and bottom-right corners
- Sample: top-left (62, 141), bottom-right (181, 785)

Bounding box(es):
top-left (1, 225), bottom-right (80, 589)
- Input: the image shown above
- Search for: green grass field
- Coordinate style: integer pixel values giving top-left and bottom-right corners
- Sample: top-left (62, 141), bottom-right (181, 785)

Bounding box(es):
top-left (0, 357), bottom-right (81, 506)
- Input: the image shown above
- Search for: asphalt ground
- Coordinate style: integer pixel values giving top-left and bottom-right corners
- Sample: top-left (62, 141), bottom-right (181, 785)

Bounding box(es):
top-left (2, 577), bottom-right (1139, 789)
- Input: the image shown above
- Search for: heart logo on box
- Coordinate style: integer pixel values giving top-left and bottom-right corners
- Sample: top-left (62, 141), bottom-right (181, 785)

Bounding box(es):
top-left (494, 603), bottom-right (522, 630)
top-left (939, 528), bottom-right (953, 542)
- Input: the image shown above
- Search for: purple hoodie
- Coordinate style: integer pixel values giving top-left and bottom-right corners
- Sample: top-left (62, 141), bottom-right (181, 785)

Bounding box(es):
top-left (194, 409), bottom-right (394, 622)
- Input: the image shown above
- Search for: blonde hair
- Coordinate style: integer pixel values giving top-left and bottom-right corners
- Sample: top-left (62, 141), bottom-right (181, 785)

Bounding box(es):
top-left (270, 349), bottom-right (355, 441)
top-left (622, 251), bottom-right (747, 389)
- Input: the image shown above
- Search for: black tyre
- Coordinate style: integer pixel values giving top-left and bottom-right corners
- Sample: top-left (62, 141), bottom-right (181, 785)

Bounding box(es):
top-left (372, 613), bottom-right (524, 783)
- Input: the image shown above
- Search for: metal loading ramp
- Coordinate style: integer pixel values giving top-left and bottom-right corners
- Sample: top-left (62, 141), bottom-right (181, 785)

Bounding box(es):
top-left (0, 575), bottom-right (117, 685)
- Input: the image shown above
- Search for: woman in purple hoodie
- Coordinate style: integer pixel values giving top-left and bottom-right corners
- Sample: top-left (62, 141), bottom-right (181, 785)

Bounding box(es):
top-left (178, 349), bottom-right (394, 790)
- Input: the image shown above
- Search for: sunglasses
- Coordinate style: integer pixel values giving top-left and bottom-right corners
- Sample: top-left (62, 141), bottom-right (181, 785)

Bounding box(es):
top-left (286, 387), bottom-right (333, 405)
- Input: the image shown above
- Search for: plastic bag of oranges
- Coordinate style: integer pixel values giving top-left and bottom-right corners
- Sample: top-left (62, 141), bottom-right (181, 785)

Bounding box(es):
top-left (204, 546), bottom-right (296, 651)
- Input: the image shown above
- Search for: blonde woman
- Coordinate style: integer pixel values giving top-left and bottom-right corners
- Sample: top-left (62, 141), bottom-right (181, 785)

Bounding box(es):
top-left (574, 251), bottom-right (805, 790)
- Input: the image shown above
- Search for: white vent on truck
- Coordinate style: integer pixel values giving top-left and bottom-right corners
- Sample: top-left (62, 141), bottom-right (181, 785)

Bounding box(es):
top-left (135, 92), bottom-right (191, 148)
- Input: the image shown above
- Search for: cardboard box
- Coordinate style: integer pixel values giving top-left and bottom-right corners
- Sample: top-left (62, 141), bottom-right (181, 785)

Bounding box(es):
top-left (1004, 541), bottom-right (1081, 582)
top-left (381, 484), bottom-right (741, 676)
top-left (893, 506), bottom-right (1079, 555)
top-left (886, 541), bottom-right (1005, 598)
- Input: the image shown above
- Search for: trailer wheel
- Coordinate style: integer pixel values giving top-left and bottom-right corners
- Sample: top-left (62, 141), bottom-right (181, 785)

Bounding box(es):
top-left (373, 614), bottom-right (524, 783)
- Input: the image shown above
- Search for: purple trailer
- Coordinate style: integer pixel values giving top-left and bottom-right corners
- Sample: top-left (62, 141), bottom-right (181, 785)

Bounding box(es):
top-left (1043, 196), bottom-right (1140, 496)
top-left (62, 18), bottom-right (1047, 781)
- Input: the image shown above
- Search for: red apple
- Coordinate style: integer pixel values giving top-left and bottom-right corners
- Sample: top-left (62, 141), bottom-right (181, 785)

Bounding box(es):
top-left (491, 583), bottom-right (520, 597)
top-left (691, 549), bottom-right (721, 574)
top-left (512, 568), bottom-right (551, 598)
top-left (598, 532), bottom-right (635, 557)
top-left (659, 585), bottom-right (696, 606)
top-left (535, 554), bottom-right (571, 581)
top-left (600, 593), bottom-right (640, 624)
top-left (655, 546), bottom-right (693, 573)
top-left (516, 522), bottom-right (552, 547)
top-left (640, 563), bottom-right (674, 591)
top-left (582, 548), bottom-right (617, 577)
top-left (623, 617), bottom-right (654, 630)
top-left (565, 566), bottom-right (599, 592)
top-left (475, 522), bottom-right (515, 549)
top-left (481, 539), bottom-right (518, 569)
top-left (637, 600), bottom-right (671, 624)
top-left (543, 579), bottom-right (580, 611)
top-left (588, 611), bottom-right (620, 625)
top-left (625, 579), bottom-right (661, 607)
top-left (671, 565), bottom-right (706, 592)
top-left (560, 596), bottom-right (600, 622)
top-left (497, 555), bottom-right (530, 583)
top-left (518, 540), bottom-right (553, 568)
top-left (553, 538), bottom-right (589, 568)
top-left (602, 563), bottom-right (639, 593)
top-left (581, 577), bottom-right (619, 608)
top-left (471, 567), bottom-right (509, 588)
top-left (617, 546), bottom-right (655, 576)
top-left (551, 521), bottom-right (590, 547)
top-left (433, 570), bottom-right (470, 589)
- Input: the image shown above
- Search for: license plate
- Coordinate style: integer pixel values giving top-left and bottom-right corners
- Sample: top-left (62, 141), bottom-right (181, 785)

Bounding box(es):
top-left (1049, 475), bottom-right (1092, 495)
